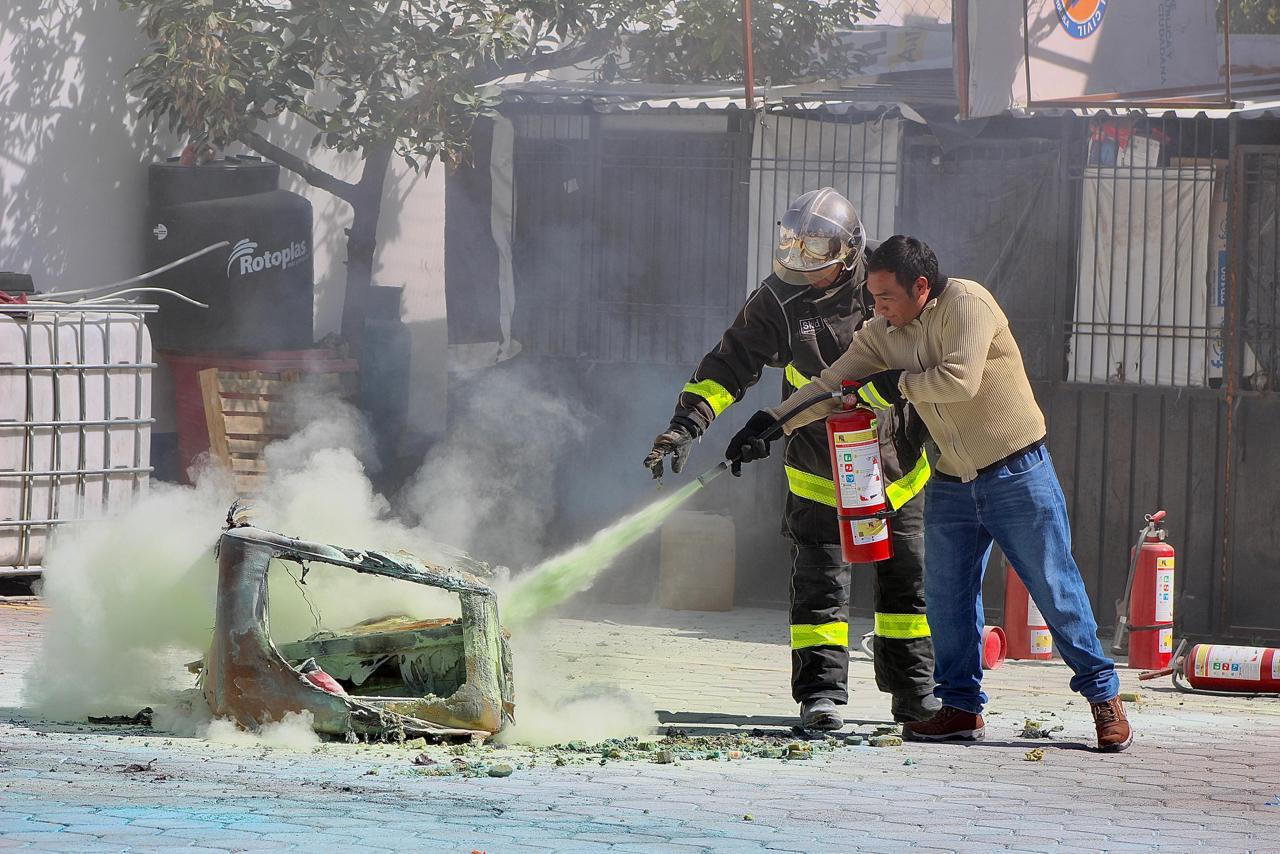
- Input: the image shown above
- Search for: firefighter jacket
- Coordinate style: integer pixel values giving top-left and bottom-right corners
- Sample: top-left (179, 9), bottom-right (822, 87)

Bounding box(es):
top-left (670, 266), bottom-right (932, 544)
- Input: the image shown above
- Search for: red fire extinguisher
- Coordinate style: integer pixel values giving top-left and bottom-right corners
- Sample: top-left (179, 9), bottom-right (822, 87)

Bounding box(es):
top-left (1141, 639), bottom-right (1280, 695)
top-left (1112, 510), bottom-right (1175, 670)
top-left (1004, 562), bottom-right (1053, 660)
top-left (826, 383), bottom-right (892, 564)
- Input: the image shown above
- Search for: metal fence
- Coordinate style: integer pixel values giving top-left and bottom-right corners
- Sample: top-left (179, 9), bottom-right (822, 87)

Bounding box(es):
top-left (747, 109), bottom-right (901, 289)
top-left (1064, 115), bottom-right (1231, 389)
top-left (1239, 147), bottom-right (1280, 390)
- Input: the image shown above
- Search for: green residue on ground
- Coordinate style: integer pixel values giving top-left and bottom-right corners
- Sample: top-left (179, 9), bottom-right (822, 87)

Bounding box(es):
top-left (502, 479), bottom-right (705, 627)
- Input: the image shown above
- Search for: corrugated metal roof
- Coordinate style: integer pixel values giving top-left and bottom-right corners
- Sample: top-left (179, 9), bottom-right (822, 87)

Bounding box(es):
top-left (792, 69), bottom-right (959, 107)
top-left (499, 70), bottom-right (1280, 121)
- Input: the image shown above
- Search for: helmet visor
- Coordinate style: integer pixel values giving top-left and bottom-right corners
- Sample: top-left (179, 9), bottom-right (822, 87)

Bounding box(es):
top-left (774, 203), bottom-right (865, 273)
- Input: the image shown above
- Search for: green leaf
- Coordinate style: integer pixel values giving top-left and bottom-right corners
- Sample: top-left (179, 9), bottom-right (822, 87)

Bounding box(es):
top-left (287, 67), bottom-right (315, 88)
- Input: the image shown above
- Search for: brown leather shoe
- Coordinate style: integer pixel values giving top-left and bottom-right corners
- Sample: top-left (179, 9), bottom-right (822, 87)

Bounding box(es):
top-left (1091, 697), bottom-right (1133, 752)
top-left (902, 705), bottom-right (985, 742)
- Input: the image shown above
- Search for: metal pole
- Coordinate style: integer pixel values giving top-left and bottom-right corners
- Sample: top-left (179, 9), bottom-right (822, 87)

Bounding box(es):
top-left (1220, 114), bottom-right (1241, 634)
top-left (1223, 0), bottom-right (1233, 105)
top-left (954, 0), bottom-right (971, 120)
top-left (741, 0), bottom-right (756, 109)
top-left (1021, 0), bottom-right (1034, 111)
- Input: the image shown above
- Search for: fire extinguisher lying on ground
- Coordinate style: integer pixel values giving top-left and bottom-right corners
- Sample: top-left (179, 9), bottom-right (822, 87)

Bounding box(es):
top-left (1111, 510), bottom-right (1175, 669)
top-left (1141, 639), bottom-right (1280, 696)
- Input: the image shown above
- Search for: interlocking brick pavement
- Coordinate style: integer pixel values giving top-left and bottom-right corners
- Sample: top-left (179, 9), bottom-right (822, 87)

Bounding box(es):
top-left (2, 599), bottom-right (1280, 852)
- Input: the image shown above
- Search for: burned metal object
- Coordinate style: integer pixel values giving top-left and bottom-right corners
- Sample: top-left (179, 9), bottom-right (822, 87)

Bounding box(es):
top-left (203, 525), bottom-right (513, 741)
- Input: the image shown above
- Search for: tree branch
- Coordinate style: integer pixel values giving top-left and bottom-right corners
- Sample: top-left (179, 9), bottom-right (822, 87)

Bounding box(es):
top-left (239, 129), bottom-right (358, 203)
top-left (474, 39), bottom-right (603, 83)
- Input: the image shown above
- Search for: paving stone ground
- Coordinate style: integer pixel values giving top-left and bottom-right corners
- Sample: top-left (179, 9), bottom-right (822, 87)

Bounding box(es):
top-left (2, 598), bottom-right (1280, 852)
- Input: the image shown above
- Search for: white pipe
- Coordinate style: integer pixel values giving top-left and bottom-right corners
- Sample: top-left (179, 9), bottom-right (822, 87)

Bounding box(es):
top-left (44, 240), bottom-right (231, 299)
top-left (73, 288), bottom-right (209, 308)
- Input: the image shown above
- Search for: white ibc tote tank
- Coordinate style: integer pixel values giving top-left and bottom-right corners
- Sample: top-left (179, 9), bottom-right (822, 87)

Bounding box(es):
top-left (0, 304), bottom-right (154, 575)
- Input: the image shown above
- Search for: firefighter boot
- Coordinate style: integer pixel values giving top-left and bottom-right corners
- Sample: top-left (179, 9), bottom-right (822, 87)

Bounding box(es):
top-left (1091, 697), bottom-right (1133, 752)
top-left (891, 692), bottom-right (941, 723)
top-left (800, 697), bottom-right (844, 731)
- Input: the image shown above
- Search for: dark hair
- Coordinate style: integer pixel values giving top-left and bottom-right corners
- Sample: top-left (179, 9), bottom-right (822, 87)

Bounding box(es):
top-left (867, 235), bottom-right (945, 295)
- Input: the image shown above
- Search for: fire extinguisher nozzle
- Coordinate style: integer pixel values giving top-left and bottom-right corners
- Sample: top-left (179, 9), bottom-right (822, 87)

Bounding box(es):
top-left (695, 461), bottom-right (730, 487)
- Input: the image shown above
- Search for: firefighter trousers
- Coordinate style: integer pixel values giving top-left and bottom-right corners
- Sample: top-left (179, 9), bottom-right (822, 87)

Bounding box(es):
top-left (789, 496), bottom-right (935, 704)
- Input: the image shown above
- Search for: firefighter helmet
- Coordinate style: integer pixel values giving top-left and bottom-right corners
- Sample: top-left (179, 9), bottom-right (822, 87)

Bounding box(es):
top-left (773, 187), bottom-right (865, 286)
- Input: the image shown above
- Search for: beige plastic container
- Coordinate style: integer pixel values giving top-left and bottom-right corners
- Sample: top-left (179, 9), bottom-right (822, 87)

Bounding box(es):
top-left (658, 510), bottom-right (735, 612)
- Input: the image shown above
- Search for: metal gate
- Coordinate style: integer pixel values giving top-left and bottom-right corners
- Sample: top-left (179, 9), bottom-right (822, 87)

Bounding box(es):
top-left (510, 113), bottom-right (752, 365)
top-left (497, 107), bottom-right (1280, 638)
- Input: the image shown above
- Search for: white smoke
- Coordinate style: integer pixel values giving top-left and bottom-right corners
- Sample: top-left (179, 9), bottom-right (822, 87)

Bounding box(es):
top-left (403, 367), bottom-right (587, 570)
top-left (496, 628), bottom-right (657, 746)
top-left (25, 375), bottom-right (655, 748)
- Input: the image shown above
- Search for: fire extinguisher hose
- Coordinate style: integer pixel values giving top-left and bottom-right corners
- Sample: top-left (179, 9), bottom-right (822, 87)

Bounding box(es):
top-left (692, 387), bottom-right (865, 494)
top-left (713, 389), bottom-right (847, 470)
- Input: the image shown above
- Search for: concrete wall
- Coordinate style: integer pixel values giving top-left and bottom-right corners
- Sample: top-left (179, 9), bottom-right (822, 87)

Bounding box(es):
top-left (1, 2), bottom-right (447, 443)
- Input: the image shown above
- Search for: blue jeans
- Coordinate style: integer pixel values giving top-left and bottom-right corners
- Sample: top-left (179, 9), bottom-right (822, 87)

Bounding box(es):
top-left (923, 445), bottom-right (1119, 713)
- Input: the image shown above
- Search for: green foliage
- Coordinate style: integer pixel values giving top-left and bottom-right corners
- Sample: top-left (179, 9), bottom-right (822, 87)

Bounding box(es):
top-left (122, 0), bottom-right (879, 170)
top-left (623, 1), bottom-right (879, 85)
top-left (1219, 0), bottom-right (1280, 33)
top-left (122, 0), bottom-right (512, 168)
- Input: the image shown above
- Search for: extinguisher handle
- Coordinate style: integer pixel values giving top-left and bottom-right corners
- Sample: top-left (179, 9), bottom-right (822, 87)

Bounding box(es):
top-left (838, 508), bottom-right (898, 522)
top-left (838, 379), bottom-right (864, 409)
top-left (1145, 509), bottom-right (1167, 524)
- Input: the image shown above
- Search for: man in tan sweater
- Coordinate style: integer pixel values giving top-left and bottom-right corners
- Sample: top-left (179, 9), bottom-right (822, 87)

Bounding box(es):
top-left (726, 235), bottom-right (1132, 752)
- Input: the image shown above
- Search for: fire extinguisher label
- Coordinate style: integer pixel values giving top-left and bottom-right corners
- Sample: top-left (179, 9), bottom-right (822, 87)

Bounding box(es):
top-left (1154, 568), bottom-right (1174, 623)
top-left (1026, 597), bottom-right (1045, 627)
top-left (832, 435), bottom-right (885, 509)
top-left (852, 518), bottom-right (889, 545)
top-left (1159, 628), bottom-right (1173, 654)
top-left (1194, 645), bottom-right (1263, 681)
top-left (1030, 629), bottom-right (1053, 654)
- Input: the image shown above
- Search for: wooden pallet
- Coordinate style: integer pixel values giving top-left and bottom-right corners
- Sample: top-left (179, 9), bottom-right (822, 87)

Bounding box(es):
top-left (198, 368), bottom-right (355, 495)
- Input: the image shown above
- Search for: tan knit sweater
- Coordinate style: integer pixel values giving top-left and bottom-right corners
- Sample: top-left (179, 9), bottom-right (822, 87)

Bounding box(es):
top-left (770, 278), bottom-right (1046, 482)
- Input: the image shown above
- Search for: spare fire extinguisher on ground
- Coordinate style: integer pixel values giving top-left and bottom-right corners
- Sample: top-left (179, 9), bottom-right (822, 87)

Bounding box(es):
top-left (1112, 510), bottom-right (1175, 669)
top-left (1141, 639), bottom-right (1280, 695)
top-left (1004, 562), bottom-right (1053, 660)
top-left (826, 382), bottom-right (892, 564)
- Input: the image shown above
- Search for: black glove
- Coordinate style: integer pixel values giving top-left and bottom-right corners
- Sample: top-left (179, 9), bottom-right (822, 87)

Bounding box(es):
top-left (725, 409), bottom-right (778, 476)
top-left (643, 418), bottom-right (698, 479)
top-left (856, 369), bottom-right (905, 409)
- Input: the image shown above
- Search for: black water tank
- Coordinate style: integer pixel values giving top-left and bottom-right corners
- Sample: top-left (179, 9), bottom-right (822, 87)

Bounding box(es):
top-left (146, 156), bottom-right (314, 352)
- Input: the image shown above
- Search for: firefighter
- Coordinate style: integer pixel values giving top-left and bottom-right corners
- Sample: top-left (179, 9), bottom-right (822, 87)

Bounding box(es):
top-left (643, 188), bottom-right (937, 730)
